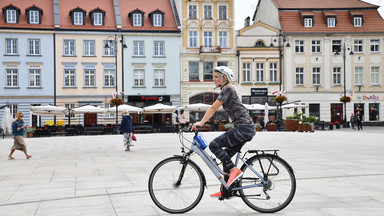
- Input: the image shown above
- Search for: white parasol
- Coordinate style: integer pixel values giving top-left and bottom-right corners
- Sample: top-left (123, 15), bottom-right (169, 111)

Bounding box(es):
top-left (143, 103), bottom-right (176, 114)
top-left (183, 103), bottom-right (211, 111)
top-left (107, 104), bottom-right (142, 113)
top-left (72, 105), bottom-right (106, 114)
top-left (1, 107), bottom-right (13, 134)
top-left (31, 105), bottom-right (68, 115)
top-left (264, 102), bottom-right (269, 127)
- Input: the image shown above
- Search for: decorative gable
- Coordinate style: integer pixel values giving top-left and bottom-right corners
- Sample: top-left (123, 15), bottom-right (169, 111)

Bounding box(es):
top-left (2, 5), bottom-right (21, 24)
top-left (128, 9), bottom-right (145, 26)
top-left (69, 7), bottom-right (86, 25)
top-left (26, 5), bottom-right (43, 24)
top-left (89, 8), bottom-right (106, 26)
top-left (149, 9), bottom-right (165, 27)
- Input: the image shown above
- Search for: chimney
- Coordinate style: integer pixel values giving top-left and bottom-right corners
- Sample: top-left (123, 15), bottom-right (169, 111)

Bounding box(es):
top-left (244, 16), bottom-right (250, 28)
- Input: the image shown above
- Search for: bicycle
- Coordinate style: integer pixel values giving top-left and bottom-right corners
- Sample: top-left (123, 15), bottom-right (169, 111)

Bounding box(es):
top-left (148, 128), bottom-right (296, 214)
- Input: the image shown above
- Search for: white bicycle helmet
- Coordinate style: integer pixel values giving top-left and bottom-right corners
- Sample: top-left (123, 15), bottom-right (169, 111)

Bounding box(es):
top-left (213, 66), bottom-right (234, 81)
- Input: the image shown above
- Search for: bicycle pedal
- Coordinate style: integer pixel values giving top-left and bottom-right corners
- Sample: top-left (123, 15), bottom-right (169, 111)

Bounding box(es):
top-left (218, 197), bottom-right (225, 201)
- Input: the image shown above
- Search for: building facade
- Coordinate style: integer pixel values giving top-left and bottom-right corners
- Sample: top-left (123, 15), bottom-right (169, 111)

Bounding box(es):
top-left (253, 0), bottom-right (384, 124)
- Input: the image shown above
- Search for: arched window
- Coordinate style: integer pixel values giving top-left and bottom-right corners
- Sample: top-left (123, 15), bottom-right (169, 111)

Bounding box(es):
top-left (255, 40), bottom-right (265, 47)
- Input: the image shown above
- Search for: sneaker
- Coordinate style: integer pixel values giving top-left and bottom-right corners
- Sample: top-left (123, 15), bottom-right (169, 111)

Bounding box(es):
top-left (125, 147), bottom-right (130, 151)
top-left (226, 168), bottom-right (243, 187)
top-left (210, 191), bottom-right (222, 198)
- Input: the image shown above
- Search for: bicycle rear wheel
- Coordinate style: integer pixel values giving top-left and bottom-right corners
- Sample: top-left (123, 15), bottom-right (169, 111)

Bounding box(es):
top-left (239, 154), bottom-right (296, 213)
top-left (148, 156), bottom-right (205, 214)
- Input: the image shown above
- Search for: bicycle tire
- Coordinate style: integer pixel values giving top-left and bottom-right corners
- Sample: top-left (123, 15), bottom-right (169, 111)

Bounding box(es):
top-left (239, 154), bottom-right (296, 213)
top-left (148, 156), bottom-right (205, 214)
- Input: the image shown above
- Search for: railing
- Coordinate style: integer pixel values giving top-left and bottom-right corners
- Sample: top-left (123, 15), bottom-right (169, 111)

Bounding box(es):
top-left (199, 46), bottom-right (221, 53)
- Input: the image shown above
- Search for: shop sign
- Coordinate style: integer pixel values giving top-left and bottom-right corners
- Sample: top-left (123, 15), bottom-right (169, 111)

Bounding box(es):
top-left (128, 95), bottom-right (170, 102)
top-left (356, 95), bottom-right (380, 101)
top-left (251, 88), bottom-right (268, 97)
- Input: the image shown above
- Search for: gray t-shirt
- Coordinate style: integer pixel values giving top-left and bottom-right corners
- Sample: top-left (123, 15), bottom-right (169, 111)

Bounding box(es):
top-left (217, 85), bottom-right (253, 125)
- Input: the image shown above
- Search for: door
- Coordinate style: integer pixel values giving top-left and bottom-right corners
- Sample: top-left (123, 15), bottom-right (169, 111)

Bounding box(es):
top-left (330, 103), bottom-right (343, 124)
top-left (84, 113), bottom-right (97, 125)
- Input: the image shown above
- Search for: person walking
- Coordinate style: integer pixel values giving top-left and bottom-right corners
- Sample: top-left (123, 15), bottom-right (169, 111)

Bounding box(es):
top-left (191, 66), bottom-right (256, 198)
top-left (119, 110), bottom-right (134, 151)
top-left (350, 113), bottom-right (356, 130)
top-left (356, 111), bottom-right (363, 131)
top-left (8, 112), bottom-right (32, 160)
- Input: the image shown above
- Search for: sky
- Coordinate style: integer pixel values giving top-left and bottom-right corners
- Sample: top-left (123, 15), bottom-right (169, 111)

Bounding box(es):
top-left (235, 0), bottom-right (384, 30)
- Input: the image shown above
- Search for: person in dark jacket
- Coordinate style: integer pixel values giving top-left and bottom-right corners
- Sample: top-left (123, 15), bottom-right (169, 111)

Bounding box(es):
top-left (119, 110), bottom-right (134, 151)
top-left (9, 112), bottom-right (32, 160)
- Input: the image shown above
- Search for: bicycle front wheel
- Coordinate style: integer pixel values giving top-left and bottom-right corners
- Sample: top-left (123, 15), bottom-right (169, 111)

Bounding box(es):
top-left (148, 156), bottom-right (205, 214)
top-left (239, 154), bottom-right (296, 213)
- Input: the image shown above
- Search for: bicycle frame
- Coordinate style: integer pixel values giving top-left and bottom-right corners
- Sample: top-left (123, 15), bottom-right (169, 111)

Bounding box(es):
top-left (186, 134), bottom-right (268, 191)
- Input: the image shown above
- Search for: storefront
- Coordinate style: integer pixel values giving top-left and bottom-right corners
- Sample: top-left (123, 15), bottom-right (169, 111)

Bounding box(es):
top-left (353, 94), bottom-right (381, 123)
top-left (242, 88), bottom-right (277, 124)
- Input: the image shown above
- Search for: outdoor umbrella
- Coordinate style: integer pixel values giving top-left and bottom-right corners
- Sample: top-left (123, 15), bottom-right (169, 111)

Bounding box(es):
top-left (30, 105), bottom-right (68, 115)
top-left (1, 107), bottom-right (13, 134)
top-left (72, 105), bottom-right (106, 114)
top-left (282, 103), bottom-right (308, 109)
top-left (107, 104), bottom-right (142, 113)
top-left (264, 102), bottom-right (269, 127)
top-left (250, 104), bottom-right (266, 110)
top-left (183, 103), bottom-right (211, 111)
top-left (143, 103), bottom-right (176, 114)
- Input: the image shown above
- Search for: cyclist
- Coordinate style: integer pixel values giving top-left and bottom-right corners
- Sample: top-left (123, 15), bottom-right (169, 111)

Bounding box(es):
top-left (191, 66), bottom-right (256, 198)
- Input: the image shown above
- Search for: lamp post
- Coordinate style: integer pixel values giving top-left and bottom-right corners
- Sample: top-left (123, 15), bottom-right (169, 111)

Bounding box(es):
top-left (335, 43), bottom-right (354, 128)
top-left (104, 34), bottom-right (128, 134)
top-left (270, 33), bottom-right (290, 131)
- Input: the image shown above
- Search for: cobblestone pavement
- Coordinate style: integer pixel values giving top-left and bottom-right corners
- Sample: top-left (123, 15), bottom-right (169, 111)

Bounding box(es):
top-left (0, 126), bottom-right (383, 216)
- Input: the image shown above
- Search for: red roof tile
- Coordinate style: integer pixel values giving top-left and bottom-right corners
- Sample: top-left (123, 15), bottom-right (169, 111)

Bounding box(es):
top-left (279, 10), bottom-right (384, 33)
top-left (0, 0), bottom-right (54, 29)
top-left (273, 0), bottom-right (379, 9)
top-left (119, 0), bottom-right (178, 31)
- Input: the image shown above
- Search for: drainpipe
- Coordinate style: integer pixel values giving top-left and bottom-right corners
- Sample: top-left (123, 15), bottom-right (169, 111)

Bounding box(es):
top-left (53, 33), bottom-right (57, 124)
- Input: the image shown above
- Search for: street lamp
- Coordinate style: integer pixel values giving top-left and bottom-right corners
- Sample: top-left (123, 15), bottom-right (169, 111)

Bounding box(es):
top-left (270, 33), bottom-right (290, 131)
top-left (104, 34), bottom-right (128, 133)
top-left (335, 43), bottom-right (354, 128)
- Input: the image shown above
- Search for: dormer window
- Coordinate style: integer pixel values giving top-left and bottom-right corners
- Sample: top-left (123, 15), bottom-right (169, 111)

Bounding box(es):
top-left (70, 7), bottom-right (86, 26)
top-left (26, 6), bottom-right (43, 24)
top-left (2, 5), bottom-right (20, 24)
top-left (90, 8), bottom-right (106, 26)
top-left (327, 17), bottom-right (336, 27)
top-left (300, 11), bottom-right (314, 27)
top-left (304, 17), bottom-right (313, 27)
top-left (353, 16), bottom-right (363, 27)
top-left (149, 9), bottom-right (165, 27)
top-left (129, 9), bottom-right (145, 26)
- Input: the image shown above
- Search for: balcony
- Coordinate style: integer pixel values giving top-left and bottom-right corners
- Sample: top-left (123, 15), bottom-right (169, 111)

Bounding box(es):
top-left (199, 46), bottom-right (221, 53)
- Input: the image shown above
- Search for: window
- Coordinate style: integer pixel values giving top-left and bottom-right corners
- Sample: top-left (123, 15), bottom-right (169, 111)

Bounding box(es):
top-left (103, 40), bottom-right (115, 56)
top-left (353, 40), bottom-right (363, 53)
top-left (270, 63), bottom-right (278, 82)
top-left (6, 10), bottom-right (17, 23)
top-left (203, 62), bottom-right (213, 81)
top-left (218, 31), bottom-right (227, 48)
top-left (312, 67), bottom-right (321, 86)
top-left (189, 62), bottom-right (199, 81)
top-left (74, 12), bottom-right (83, 25)
top-left (296, 67), bottom-right (304, 85)
top-left (255, 41), bottom-right (265, 47)
top-left (83, 40), bottom-right (95, 56)
top-left (153, 14), bottom-right (162, 26)
top-left (204, 31), bottom-right (213, 47)
top-left (189, 5), bottom-right (197, 19)
top-left (371, 67), bottom-right (380, 85)
top-left (93, 13), bottom-right (102, 25)
top-left (5, 38), bottom-right (18, 55)
top-left (104, 104), bottom-right (114, 118)
top-left (204, 5), bottom-right (212, 19)
top-left (295, 40), bottom-right (304, 53)
top-left (154, 41), bottom-right (164, 56)
top-left (104, 69), bottom-right (115, 87)
top-left (28, 39), bottom-right (40, 55)
top-left (189, 31), bottom-right (197, 47)
top-left (369, 103), bottom-right (379, 121)
top-left (6, 69), bottom-right (18, 87)
top-left (154, 69), bottom-right (165, 86)
top-left (217, 62), bottom-right (228, 67)
top-left (354, 67), bottom-right (363, 85)
top-left (311, 40), bottom-right (321, 53)
top-left (256, 63), bottom-right (264, 82)
top-left (134, 69), bottom-right (145, 87)
top-left (309, 104), bottom-right (320, 118)
top-left (332, 40), bottom-right (341, 53)
top-left (64, 69), bottom-right (75, 87)
top-left (219, 5), bottom-right (227, 19)
top-left (327, 17), bottom-right (336, 27)
top-left (304, 18), bottom-right (313, 27)
top-left (7, 104), bottom-right (18, 118)
top-left (65, 104), bottom-right (75, 118)
top-left (29, 10), bottom-right (39, 24)
top-left (84, 69), bottom-right (95, 87)
top-left (63, 40), bottom-right (75, 56)
top-left (29, 69), bottom-right (41, 87)
top-left (134, 41), bottom-right (144, 56)
top-left (333, 67), bottom-right (341, 85)
top-left (353, 17), bottom-right (362, 27)
top-left (133, 14), bottom-right (142, 26)
top-left (243, 63), bottom-right (250, 82)
top-left (370, 39), bottom-right (380, 52)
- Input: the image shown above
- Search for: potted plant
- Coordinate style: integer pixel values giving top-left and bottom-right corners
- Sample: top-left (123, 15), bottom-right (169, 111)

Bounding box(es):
top-left (255, 123), bottom-right (262, 131)
top-left (335, 121), bottom-right (341, 129)
top-left (274, 95), bottom-right (288, 104)
top-left (26, 127), bottom-right (35, 138)
top-left (284, 112), bottom-right (302, 131)
top-left (340, 96), bottom-right (351, 103)
top-left (110, 97), bottom-right (124, 106)
top-left (217, 123), bottom-right (226, 131)
top-left (298, 116), bottom-right (317, 132)
top-left (224, 122), bottom-right (234, 131)
top-left (267, 122), bottom-right (278, 131)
